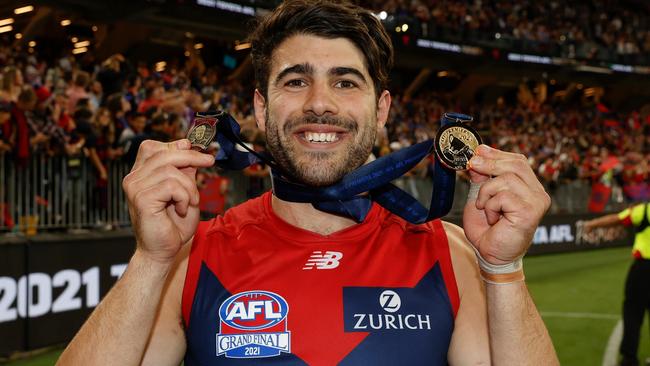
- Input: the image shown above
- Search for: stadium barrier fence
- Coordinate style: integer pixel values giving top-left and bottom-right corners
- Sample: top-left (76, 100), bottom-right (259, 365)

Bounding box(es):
top-left (0, 154), bottom-right (130, 234)
top-left (0, 153), bottom-right (632, 234)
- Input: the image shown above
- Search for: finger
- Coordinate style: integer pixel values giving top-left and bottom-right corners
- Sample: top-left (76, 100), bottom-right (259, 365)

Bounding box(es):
top-left (179, 166), bottom-right (199, 182)
top-left (475, 144), bottom-right (526, 161)
top-left (482, 195), bottom-right (507, 226)
top-left (134, 149), bottom-right (214, 176)
top-left (475, 173), bottom-right (529, 210)
top-left (483, 190), bottom-right (529, 224)
top-left (469, 153), bottom-right (543, 192)
top-left (468, 169), bottom-right (489, 184)
top-left (133, 178), bottom-right (192, 217)
top-left (130, 165), bottom-right (201, 206)
top-left (132, 139), bottom-right (191, 171)
top-left (129, 175), bottom-right (194, 213)
top-left (484, 207), bottom-right (500, 226)
top-left (123, 149), bottom-right (212, 193)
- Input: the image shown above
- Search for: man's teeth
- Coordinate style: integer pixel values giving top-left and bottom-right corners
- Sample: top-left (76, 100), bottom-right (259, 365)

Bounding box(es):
top-left (304, 132), bottom-right (339, 143)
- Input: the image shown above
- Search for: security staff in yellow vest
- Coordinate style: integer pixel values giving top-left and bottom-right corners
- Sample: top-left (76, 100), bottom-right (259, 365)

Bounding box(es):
top-left (585, 202), bottom-right (650, 366)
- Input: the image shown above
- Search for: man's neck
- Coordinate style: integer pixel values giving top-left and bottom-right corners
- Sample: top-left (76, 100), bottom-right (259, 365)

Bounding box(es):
top-left (271, 194), bottom-right (358, 236)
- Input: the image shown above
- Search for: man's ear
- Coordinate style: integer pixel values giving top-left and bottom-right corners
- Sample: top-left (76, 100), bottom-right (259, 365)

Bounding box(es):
top-left (254, 89), bottom-right (267, 132)
top-left (376, 90), bottom-right (391, 129)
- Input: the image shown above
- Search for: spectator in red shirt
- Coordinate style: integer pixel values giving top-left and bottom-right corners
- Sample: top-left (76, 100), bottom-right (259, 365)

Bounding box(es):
top-left (51, 91), bottom-right (74, 132)
top-left (10, 87), bottom-right (38, 164)
top-left (137, 85), bottom-right (164, 114)
top-left (0, 101), bottom-right (13, 229)
top-left (0, 101), bottom-right (12, 154)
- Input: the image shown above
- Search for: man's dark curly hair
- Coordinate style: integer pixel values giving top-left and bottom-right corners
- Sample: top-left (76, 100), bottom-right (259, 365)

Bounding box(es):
top-left (249, 0), bottom-right (394, 99)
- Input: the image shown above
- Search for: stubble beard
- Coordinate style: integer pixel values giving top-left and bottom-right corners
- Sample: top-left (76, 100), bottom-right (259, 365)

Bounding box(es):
top-left (265, 111), bottom-right (376, 187)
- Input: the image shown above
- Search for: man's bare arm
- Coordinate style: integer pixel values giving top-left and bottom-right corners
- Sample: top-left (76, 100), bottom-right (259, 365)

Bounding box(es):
top-left (445, 222), bottom-right (490, 365)
top-left (57, 250), bottom-right (185, 366)
top-left (463, 145), bottom-right (559, 365)
top-left (141, 245), bottom-right (190, 366)
top-left (57, 139), bottom-right (214, 365)
top-left (486, 280), bottom-right (557, 365)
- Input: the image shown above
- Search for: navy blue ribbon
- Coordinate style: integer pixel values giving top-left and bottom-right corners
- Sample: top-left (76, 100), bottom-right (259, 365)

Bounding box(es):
top-left (206, 111), bottom-right (465, 224)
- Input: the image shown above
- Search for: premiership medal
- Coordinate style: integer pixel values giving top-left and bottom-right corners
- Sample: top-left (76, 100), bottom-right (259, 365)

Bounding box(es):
top-left (187, 115), bottom-right (218, 151)
top-left (434, 114), bottom-right (482, 170)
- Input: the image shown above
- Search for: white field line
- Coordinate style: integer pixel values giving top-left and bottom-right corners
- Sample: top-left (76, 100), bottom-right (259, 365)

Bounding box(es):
top-left (602, 320), bottom-right (623, 366)
top-left (539, 311), bottom-right (622, 365)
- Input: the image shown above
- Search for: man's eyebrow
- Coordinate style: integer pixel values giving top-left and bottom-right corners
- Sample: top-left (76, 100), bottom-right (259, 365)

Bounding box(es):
top-left (274, 63), bottom-right (313, 85)
top-left (329, 67), bottom-right (368, 85)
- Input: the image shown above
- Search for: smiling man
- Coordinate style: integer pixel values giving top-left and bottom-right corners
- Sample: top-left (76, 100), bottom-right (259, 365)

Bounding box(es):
top-left (258, 35), bottom-right (387, 189)
top-left (58, 1), bottom-right (559, 365)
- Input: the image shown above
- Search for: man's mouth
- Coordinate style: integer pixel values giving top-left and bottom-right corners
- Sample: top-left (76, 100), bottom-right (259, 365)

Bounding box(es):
top-left (293, 125), bottom-right (349, 147)
top-left (303, 131), bottom-right (340, 143)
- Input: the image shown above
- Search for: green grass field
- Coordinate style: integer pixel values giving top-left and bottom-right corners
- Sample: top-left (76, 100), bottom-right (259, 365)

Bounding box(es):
top-left (527, 246), bottom-right (650, 366)
top-left (2, 246), bottom-right (648, 366)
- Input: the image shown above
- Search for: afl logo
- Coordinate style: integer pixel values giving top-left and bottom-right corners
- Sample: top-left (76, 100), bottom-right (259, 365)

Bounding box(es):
top-left (219, 291), bottom-right (289, 331)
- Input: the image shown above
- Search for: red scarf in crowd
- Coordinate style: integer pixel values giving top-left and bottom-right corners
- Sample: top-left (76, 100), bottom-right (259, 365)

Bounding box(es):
top-left (11, 106), bottom-right (30, 162)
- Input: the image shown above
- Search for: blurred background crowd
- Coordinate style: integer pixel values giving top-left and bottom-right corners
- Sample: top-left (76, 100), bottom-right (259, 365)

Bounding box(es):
top-left (358, 0), bottom-right (650, 63)
top-left (0, 0), bottom-right (649, 233)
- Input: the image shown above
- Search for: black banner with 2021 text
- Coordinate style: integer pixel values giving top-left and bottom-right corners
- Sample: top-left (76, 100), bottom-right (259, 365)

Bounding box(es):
top-left (0, 232), bottom-right (135, 357)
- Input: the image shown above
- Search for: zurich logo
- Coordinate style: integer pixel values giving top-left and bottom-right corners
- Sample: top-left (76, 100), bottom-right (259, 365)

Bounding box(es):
top-left (379, 290), bottom-right (401, 313)
top-left (219, 290), bottom-right (289, 331)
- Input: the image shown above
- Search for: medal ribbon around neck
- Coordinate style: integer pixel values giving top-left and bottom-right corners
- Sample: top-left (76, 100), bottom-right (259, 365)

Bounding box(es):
top-left (188, 110), bottom-right (481, 223)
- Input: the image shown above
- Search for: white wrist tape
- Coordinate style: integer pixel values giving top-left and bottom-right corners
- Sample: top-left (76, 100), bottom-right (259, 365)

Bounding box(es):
top-left (467, 181), bottom-right (482, 201)
top-left (471, 246), bottom-right (523, 274)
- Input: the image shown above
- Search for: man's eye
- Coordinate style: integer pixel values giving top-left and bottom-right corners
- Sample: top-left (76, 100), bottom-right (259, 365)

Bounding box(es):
top-left (285, 79), bottom-right (306, 87)
top-left (335, 80), bottom-right (357, 89)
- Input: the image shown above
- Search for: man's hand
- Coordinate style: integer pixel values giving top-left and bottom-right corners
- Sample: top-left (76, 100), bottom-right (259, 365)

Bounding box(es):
top-left (463, 145), bottom-right (551, 265)
top-left (122, 139), bottom-right (214, 265)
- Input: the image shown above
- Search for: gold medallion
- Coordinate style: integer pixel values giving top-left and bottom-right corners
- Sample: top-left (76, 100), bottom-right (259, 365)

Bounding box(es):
top-left (187, 117), bottom-right (217, 151)
top-left (434, 123), bottom-right (482, 170)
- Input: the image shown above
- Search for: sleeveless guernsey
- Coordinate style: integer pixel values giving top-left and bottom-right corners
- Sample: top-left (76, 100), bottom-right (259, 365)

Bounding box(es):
top-left (182, 192), bottom-right (460, 365)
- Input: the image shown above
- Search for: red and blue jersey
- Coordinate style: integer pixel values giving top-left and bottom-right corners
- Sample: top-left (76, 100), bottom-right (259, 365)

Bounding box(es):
top-left (182, 191), bottom-right (460, 365)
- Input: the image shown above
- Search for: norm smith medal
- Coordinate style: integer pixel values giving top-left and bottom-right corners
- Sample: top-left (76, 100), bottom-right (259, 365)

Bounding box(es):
top-left (187, 117), bottom-right (217, 151)
top-left (434, 123), bottom-right (482, 170)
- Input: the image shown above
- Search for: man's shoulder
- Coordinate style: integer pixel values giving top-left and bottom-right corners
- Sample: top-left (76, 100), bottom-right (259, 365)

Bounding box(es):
top-left (439, 221), bottom-right (482, 309)
top-left (440, 221), bottom-right (475, 259)
top-left (201, 192), bottom-right (270, 236)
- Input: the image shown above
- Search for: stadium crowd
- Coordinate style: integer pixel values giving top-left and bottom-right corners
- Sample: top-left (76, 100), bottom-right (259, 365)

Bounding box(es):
top-left (356, 0), bottom-right (650, 63)
top-left (0, 29), bottom-right (649, 224)
top-left (386, 89), bottom-right (650, 202)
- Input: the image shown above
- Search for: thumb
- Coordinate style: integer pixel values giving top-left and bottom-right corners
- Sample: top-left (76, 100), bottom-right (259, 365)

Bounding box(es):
top-left (466, 169), bottom-right (489, 204)
top-left (468, 168), bottom-right (489, 184)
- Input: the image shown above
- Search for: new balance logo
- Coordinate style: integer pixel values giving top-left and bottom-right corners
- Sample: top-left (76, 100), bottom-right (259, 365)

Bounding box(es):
top-left (302, 251), bottom-right (343, 270)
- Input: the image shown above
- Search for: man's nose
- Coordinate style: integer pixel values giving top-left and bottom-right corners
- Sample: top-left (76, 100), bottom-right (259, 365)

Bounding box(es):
top-left (302, 82), bottom-right (339, 116)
